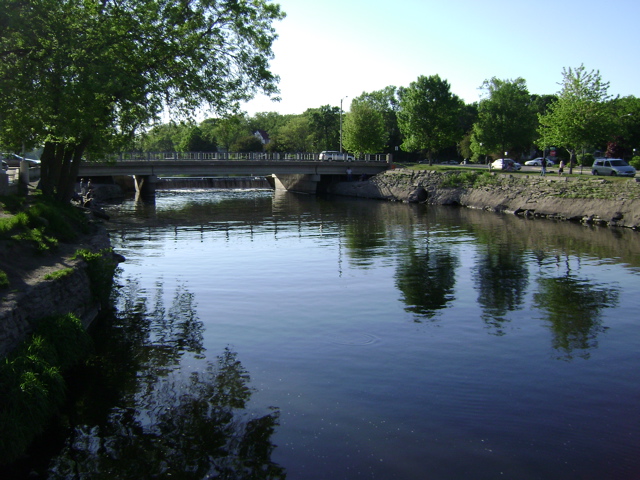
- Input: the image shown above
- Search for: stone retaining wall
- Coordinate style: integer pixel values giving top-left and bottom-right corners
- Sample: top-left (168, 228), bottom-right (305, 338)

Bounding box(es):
top-left (327, 169), bottom-right (640, 229)
top-left (0, 224), bottom-right (113, 359)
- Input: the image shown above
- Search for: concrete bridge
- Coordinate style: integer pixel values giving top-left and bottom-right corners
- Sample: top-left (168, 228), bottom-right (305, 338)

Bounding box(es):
top-left (78, 152), bottom-right (392, 196)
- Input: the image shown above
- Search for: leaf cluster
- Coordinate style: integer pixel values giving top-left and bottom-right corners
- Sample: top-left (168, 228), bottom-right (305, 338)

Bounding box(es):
top-left (397, 75), bottom-right (464, 160)
top-left (0, 314), bottom-right (93, 464)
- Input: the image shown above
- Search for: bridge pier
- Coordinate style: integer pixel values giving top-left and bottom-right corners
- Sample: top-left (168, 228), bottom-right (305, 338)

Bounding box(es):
top-left (133, 174), bottom-right (158, 199)
top-left (272, 174), bottom-right (321, 194)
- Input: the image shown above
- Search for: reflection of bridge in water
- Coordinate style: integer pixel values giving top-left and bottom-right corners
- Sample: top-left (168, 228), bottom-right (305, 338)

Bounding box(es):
top-left (78, 151), bottom-right (392, 197)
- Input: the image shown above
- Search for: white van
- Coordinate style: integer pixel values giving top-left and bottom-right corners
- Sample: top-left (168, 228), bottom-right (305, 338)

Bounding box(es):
top-left (319, 151), bottom-right (354, 161)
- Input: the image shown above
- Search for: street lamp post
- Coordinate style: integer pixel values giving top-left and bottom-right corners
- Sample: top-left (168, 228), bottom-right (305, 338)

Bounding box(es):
top-left (340, 96), bottom-right (348, 153)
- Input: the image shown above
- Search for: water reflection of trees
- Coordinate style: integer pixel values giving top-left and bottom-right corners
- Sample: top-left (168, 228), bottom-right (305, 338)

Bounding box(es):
top-left (533, 275), bottom-right (619, 360)
top-left (395, 241), bottom-right (459, 321)
top-left (473, 244), bottom-right (529, 335)
top-left (49, 277), bottom-right (284, 479)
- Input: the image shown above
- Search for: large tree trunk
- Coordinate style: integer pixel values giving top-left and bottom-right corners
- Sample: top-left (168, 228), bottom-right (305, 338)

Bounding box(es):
top-left (568, 148), bottom-right (577, 175)
top-left (40, 140), bottom-right (87, 202)
top-left (57, 142), bottom-right (87, 202)
top-left (39, 142), bottom-right (56, 197)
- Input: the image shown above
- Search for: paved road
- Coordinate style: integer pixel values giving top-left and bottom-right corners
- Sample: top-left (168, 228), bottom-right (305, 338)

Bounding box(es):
top-left (446, 163), bottom-right (596, 176)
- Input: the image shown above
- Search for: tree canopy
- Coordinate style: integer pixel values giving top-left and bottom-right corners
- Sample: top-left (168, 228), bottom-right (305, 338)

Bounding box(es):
top-left (342, 101), bottom-right (388, 157)
top-left (0, 0), bottom-right (284, 200)
top-left (397, 75), bottom-right (464, 164)
top-left (537, 65), bottom-right (613, 170)
top-left (350, 87), bottom-right (401, 153)
top-left (471, 77), bottom-right (537, 161)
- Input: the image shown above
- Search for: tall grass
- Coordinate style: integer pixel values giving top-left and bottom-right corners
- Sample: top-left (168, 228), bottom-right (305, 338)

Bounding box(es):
top-left (439, 171), bottom-right (498, 188)
top-left (0, 195), bottom-right (89, 252)
top-left (74, 248), bottom-right (118, 305)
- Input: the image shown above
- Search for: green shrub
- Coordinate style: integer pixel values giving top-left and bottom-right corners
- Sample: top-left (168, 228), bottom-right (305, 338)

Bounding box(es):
top-left (0, 314), bottom-right (93, 464)
top-left (440, 171), bottom-right (481, 188)
top-left (472, 172), bottom-right (500, 187)
top-left (577, 153), bottom-right (595, 167)
top-left (630, 156), bottom-right (640, 170)
top-left (0, 270), bottom-right (8, 289)
top-left (74, 248), bottom-right (118, 305)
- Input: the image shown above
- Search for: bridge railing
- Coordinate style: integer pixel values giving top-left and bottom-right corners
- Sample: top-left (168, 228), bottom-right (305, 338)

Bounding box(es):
top-left (104, 152), bottom-right (390, 162)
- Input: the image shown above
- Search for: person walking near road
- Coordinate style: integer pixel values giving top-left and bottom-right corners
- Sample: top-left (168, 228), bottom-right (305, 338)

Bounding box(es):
top-left (558, 160), bottom-right (565, 176)
top-left (540, 160), bottom-right (546, 176)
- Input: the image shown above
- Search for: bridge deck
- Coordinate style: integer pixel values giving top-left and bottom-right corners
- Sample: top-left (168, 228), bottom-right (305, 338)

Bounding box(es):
top-left (79, 158), bottom-right (390, 177)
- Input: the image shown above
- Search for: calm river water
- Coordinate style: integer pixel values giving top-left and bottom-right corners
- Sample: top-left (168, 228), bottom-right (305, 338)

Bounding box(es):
top-left (43, 189), bottom-right (640, 479)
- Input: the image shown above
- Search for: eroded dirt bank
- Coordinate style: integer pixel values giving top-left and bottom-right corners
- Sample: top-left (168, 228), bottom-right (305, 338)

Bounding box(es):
top-left (327, 169), bottom-right (640, 229)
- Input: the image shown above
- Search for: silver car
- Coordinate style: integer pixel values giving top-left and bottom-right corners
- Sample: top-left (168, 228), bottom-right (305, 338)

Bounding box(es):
top-left (591, 158), bottom-right (636, 177)
top-left (491, 158), bottom-right (521, 171)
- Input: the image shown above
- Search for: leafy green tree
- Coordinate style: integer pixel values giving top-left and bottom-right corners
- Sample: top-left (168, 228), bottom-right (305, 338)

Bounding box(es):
top-left (0, 0), bottom-right (284, 201)
top-left (199, 119), bottom-right (221, 150)
top-left (352, 87), bottom-right (402, 153)
top-left (530, 94), bottom-right (558, 116)
top-left (277, 115), bottom-right (313, 152)
top-left (248, 112), bottom-right (291, 137)
top-left (456, 103), bottom-right (479, 161)
top-left (607, 95), bottom-right (640, 159)
top-left (139, 123), bottom-right (182, 152)
top-left (306, 105), bottom-right (341, 151)
top-left (176, 125), bottom-right (217, 152)
top-left (397, 75), bottom-right (464, 164)
top-left (458, 131), bottom-right (473, 160)
top-left (212, 115), bottom-right (251, 151)
top-left (538, 65), bottom-right (613, 172)
top-left (342, 102), bottom-right (388, 157)
top-left (232, 135), bottom-right (264, 153)
top-left (471, 77), bottom-right (537, 161)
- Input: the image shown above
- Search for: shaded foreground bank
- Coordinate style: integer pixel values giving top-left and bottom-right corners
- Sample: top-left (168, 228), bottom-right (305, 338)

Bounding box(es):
top-left (328, 169), bottom-right (640, 229)
top-left (0, 194), bottom-right (120, 466)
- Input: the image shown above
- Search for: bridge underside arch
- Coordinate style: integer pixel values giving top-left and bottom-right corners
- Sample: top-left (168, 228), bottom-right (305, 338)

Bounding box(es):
top-left (272, 174), bottom-right (322, 194)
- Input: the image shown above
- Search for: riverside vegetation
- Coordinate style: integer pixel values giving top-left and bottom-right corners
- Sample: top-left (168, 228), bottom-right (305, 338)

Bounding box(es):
top-left (0, 194), bottom-right (118, 465)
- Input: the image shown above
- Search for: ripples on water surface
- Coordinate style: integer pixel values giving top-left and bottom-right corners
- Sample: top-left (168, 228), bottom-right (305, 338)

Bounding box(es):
top-left (47, 189), bottom-right (640, 479)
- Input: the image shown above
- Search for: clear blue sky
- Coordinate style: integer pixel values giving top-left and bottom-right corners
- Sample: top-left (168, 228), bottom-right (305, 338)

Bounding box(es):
top-left (240, 0), bottom-right (640, 116)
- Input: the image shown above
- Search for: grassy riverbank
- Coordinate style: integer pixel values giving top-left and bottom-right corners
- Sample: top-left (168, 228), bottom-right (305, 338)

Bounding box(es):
top-left (0, 193), bottom-right (119, 465)
top-left (398, 164), bottom-right (640, 201)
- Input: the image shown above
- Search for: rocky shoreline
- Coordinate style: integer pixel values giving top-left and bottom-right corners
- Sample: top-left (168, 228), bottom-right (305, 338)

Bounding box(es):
top-left (327, 169), bottom-right (640, 229)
